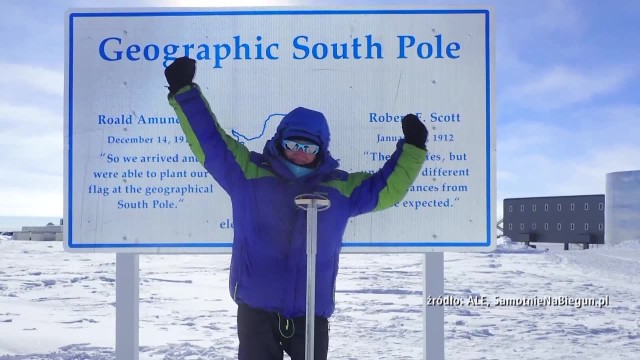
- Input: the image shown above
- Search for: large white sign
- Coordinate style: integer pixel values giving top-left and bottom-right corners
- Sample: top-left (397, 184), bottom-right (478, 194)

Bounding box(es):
top-left (64, 8), bottom-right (496, 253)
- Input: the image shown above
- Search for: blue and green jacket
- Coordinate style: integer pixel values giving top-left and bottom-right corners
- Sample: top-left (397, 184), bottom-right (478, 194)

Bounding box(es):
top-left (169, 84), bottom-right (426, 318)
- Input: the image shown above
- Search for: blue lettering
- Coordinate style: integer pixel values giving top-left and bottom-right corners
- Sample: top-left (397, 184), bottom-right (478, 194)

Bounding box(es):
top-left (417, 41), bottom-right (433, 59)
top-left (182, 44), bottom-right (195, 58)
top-left (265, 43), bottom-right (279, 59)
top-left (196, 44), bottom-right (210, 61)
top-left (435, 34), bottom-right (443, 58)
top-left (397, 35), bottom-right (415, 59)
top-left (233, 35), bottom-right (251, 59)
top-left (447, 42), bottom-right (461, 59)
top-left (212, 43), bottom-right (230, 68)
top-left (365, 35), bottom-right (382, 59)
top-left (398, 35), bottom-right (461, 60)
top-left (98, 37), bottom-right (122, 61)
top-left (143, 44), bottom-right (159, 61)
top-left (219, 218), bottom-right (234, 229)
top-left (312, 43), bottom-right (328, 59)
top-left (292, 35), bottom-right (310, 60)
top-left (293, 35), bottom-right (381, 60)
top-left (126, 44), bottom-right (141, 61)
top-left (163, 44), bottom-right (179, 67)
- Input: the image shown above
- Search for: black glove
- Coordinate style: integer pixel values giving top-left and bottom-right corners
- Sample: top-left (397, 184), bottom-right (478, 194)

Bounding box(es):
top-left (164, 56), bottom-right (196, 94)
top-left (402, 114), bottom-right (428, 149)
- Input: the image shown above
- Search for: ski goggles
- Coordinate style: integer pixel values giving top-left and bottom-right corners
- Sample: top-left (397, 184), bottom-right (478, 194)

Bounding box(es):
top-left (282, 139), bottom-right (320, 154)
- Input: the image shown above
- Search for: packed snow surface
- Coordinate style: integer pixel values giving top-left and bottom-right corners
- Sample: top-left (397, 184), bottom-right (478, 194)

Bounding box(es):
top-left (1, 237), bottom-right (639, 359)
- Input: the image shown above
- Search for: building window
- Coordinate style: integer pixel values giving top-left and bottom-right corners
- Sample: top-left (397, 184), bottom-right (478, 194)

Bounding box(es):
top-left (544, 223), bottom-right (549, 230)
top-left (585, 203), bottom-right (589, 210)
top-left (520, 223), bottom-right (525, 230)
top-left (584, 223), bottom-right (589, 231)
top-left (557, 204), bottom-right (562, 211)
top-left (520, 205), bottom-right (525, 212)
top-left (509, 223), bottom-right (512, 230)
top-left (557, 223), bottom-right (562, 230)
top-left (571, 203), bottom-right (575, 211)
top-left (509, 205), bottom-right (513, 212)
top-left (599, 223), bottom-right (604, 231)
top-left (570, 223), bottom-right (575, 231)
top-left (545, 204), bottom-right (549, 211)
top-left (532, 223), bottom-right (537, 230)
top-left (599, 203), bottom-right (604, 210)
top-left (532, 205), bottom-right (537, 212)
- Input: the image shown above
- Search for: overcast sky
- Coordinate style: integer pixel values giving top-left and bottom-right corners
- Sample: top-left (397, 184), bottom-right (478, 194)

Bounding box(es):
top-left (1, 0), bottom-right (638, 217)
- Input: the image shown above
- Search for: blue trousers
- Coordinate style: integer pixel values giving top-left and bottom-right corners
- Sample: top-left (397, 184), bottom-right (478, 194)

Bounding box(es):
top-left (237, 303), bottom-right (329, 360)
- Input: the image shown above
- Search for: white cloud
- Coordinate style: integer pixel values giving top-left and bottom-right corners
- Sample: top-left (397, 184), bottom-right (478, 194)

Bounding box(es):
top-left (496, 170), bottom-right (515, 181)
top-left (495, 0), bottom-right (586, 65)
top-left (1, 0), bottom-right (637, 222)
top-left (497, 102), bottom-right (640, 219)
top-left (0, 102), bottom-right (62, 195)
top-left (0, 103), bottom-right (62, 132)
top-left (504, 65), bottom-right (636, 111)
top-left (0, 137), bottom-right (61, 178)
top-left (0, 63), bottom-right (63, 97)
top-left (558, 145), bottom-right (640, 194)
top-left (136, 0), bottom-right (295, 6)
top-left (0, 185), bottom-right (62, 217)
top-left (527, 0), bottom-right (586, 35)
top-left (499, 143), bottom-right (640, 204)
top-left (497, 120), bottom-right (563, 155)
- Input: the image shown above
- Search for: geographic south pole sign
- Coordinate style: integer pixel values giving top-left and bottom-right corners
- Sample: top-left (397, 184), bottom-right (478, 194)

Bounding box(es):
top-left (64, 8), bottom-right (495, 253)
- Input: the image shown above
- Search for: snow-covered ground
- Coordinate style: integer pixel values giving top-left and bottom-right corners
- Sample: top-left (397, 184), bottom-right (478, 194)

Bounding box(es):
top-left (1, 236), bottom-right (639, 359)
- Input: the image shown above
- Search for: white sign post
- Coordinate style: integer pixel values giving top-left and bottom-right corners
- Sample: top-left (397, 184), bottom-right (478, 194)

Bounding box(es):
top-left (115, 254), bottom-right (139, 359)
top-left (295, 195), bottom-right (332, 360)
top-left (424, 252), bottom-right (445, 359)
top-left (64, 8), bottom-right (495, 360)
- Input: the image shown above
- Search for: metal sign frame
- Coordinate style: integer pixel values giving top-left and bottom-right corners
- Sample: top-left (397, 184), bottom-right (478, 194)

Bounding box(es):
top-left (64, 8), bottom-right (495, 253)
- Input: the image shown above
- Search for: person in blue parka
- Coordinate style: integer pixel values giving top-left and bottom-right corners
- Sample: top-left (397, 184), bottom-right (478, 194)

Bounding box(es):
top-left (164, 57), bottom-right (428, 360)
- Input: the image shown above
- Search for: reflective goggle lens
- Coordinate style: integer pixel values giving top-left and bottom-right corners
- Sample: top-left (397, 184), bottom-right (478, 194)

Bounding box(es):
top-left (282, 139), bottom-right (320, 154)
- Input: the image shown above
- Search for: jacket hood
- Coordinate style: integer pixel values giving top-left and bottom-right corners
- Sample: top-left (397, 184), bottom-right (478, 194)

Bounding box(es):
top-left (263, 107), bottom-right (339, 180)
top-left (278, 107), bottom-right (330, 147)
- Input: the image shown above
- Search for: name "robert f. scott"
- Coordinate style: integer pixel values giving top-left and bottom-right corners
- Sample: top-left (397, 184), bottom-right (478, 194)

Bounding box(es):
top-left (369, 112), bottom-right (461, 123)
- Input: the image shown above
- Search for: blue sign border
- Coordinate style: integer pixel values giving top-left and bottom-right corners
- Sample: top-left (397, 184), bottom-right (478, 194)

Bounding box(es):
top-left (67, 9), bottom-right (492, 250)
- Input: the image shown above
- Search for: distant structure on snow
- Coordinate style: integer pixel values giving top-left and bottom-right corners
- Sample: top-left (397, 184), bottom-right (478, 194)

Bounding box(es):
top-left (503, 195), bottom-right (605, 250)
top-left (11, 219), bottom-right (63, 241)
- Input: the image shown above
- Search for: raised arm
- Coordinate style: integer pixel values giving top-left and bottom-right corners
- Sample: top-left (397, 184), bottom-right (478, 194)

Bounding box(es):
top-left (164, 57), bottom-right (255, 194)
top-left (328, 114), bottom-right (428, 216)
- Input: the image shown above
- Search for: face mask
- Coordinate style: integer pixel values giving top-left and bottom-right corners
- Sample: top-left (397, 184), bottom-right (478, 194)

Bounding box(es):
top-left (284, 160), bottom-right (315, 178)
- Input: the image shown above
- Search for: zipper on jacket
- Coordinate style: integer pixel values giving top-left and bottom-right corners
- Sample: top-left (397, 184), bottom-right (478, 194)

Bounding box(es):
top-left (233, 281), bottom-right (239, 301)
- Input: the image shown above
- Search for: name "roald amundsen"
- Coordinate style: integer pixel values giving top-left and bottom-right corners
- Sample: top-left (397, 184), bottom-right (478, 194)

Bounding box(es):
top-left (97, 114), bottom-right (179, 125)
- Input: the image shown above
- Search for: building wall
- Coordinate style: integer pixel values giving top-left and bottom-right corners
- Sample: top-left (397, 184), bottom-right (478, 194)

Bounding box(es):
top-left (13, 232), bottom-right (32, 241)
top-left (11, 225), bottom-right (63, 241)
top-left (30, 233), bottom-right (58, 241)
top-left (21, 225), bottom-right (62, 233)
top-left (503, 195), bottom-right (605, 244)
top-left (606, 170), bottom-right (640, 245)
